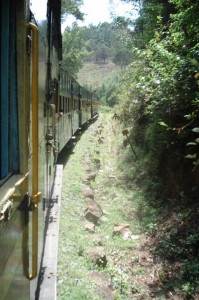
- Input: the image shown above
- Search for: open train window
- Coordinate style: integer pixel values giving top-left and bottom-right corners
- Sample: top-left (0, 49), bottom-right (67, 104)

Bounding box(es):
top-left (0, 0), bottom-right (19, 182)
top-left (60, 95), bottom-right (64, 113)
top-left (65, 98), bottom-right (68, 113)
top-left (68, 97), bottom-right (70, 113)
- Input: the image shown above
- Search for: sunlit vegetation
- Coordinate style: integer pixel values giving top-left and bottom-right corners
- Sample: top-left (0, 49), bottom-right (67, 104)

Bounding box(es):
top-left (105, 0), bottom-right (199, 296)
top-left (61, 0), bottom-right (199, 297)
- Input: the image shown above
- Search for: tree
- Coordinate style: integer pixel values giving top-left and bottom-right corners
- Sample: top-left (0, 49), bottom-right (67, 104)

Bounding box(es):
top-left (61, 0), bottom-right (84, 21)
top-left (62, 23), bottom-right (88, 77)
top-left (95, 45), bottom-right (110, 63)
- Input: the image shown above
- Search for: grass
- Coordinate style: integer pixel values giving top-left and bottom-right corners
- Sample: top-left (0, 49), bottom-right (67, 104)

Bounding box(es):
top-left (57, 112), bottom-right (148, 299)
top-left (57, 111), bottom-right (199, 299)
top-left (77, 60), bottom-right (121, 89)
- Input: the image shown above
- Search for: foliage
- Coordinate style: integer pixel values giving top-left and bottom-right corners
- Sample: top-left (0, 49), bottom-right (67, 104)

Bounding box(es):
top-left (105, 0), bottom-right (199, 296)
top-left (113, 0), bottom-right (199, 171)
top-left (97, 73), bottom-right (124, 106)
top-left (61, 0), bottom-right (84, 21)
top-left (62, 23), bottom-right (88, 77)
top-left (62, 20), bottom-right (132, 77)
top-left (82, 22), bottom-right (132, 67)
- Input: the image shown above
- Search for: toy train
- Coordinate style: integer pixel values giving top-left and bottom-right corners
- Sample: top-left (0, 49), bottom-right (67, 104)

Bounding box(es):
top-left (0, 0), bottom-right (99, 299)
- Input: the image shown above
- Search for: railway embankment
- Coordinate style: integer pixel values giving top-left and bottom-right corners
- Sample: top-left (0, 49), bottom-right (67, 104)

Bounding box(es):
top-left (57, 111), bottom-right (197, 299)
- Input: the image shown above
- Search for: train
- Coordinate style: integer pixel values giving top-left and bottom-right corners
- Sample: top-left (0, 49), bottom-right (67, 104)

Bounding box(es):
top-left (0, 0), bottom-right (99, 299)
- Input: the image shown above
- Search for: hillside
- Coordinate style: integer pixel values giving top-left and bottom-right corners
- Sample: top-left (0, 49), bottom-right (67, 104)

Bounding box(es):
top-left (77, 60), bottom-right (121, 89)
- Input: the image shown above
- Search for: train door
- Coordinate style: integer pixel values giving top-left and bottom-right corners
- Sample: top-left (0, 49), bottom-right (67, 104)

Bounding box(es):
top-left (79, 87), bottom-right (82, 127)
top-left (0, 0), bottom-right (30, 299)
top-left (28, 1), bottom-right (49, 297)
top-left (71, 82), bottom-right (75, 135)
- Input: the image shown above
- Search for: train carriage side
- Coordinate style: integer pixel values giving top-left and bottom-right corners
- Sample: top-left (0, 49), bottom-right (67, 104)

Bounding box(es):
top-left (0, 0), bottom-right (63, 299)
top-left (71, 79), bottom-right (81, 135)
top-left (0, 0), bottom-right (38, 298)
top-left (56, 70), bottom-right (73, 151)
top-left (91, 93), bottom-right (100, 118)
top-left (81, 87), bottom-right (92, 126)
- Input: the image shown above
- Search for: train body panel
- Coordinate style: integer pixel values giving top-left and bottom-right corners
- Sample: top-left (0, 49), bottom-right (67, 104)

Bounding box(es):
top-left (56, 112), bottom-right (73, 151)
top-left (0, 0), bottom-right (99, 299)
top-left (0, 0), bottom-right (30, 298)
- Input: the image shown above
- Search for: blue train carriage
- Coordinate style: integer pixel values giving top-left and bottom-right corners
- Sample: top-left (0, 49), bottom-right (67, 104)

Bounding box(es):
top-left (57, 69), bottom-right (73, 150)
top-left (91, 92), bottom-right (100, 118)
top-left (80, 86), bottom-right (92, 126)
top-left (56, 70), bottom-right (82, 151)
top-left (71, 79), bottom-right (81, 134)
top-left (0, 0), bottom-right (62, 299)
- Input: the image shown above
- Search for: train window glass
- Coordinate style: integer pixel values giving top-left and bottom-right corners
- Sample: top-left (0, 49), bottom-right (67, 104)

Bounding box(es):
top-left (63, 74), bottom-right (66, 91)
top-left (0, 0), bottom-right (19, 181)
top-left (59, 95), bottom-right (61, 112)
top-left (67, 78), bottom-right (70, 92)
top-left (65, 98), bottom-right (67, 113)
top-left (59, 72), bottom-right (62, 89)
top-left (61, 72), bottom-right (63, 89)
top-left (60, 96), bottom-right (64, 113)
top-left (64, 97), bottom-right (67, 113)
top-left (68, 97), bottom-right (70, 112)
top-left (69, 98), bottom-right (72, 112)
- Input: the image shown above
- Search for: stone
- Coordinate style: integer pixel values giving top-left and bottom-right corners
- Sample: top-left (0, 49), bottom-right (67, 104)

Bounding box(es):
top-left (84, 200), bottom-right (103, 224)
top-left (82, 187), bottom-right (94, 199)
top-left (86, 247), bottom-right (107, 267)
top-left (113, 223), bottom-right (132, 236)
top-left (98, 137), bottom-right (104, 144)
top-left (91, 234), bottom-right (103, 246)
top-left (83, 172), bottom-right (96, 183)
top-left (85, 221), bottom-right (95, 233)
top-left (89, 271), bottom-right (113, 300)
top-left (94, 158), bottom-right (101, 169)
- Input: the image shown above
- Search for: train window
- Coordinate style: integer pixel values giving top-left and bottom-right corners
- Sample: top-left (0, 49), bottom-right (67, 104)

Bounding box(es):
top-left (59, 73), bottom-right (62, 89)
top-left (59, 95), bottom-right (61, 112)
top-left (0, 0), bottom-right (19, 181)
top-left (60, 96), bottom-right (64, 113)
top-left (67, 78), bottom-right (70, 93)
top-left (69, 98), bottom-right (72, 112)
top-left (64, 97), bottom-right (67, 113)
top-left (74, 99), bottom-right (76, 110)
top-left (68, 97), bottom-right (70, 112)
top-left (65, 98), bottom-right (67, 113)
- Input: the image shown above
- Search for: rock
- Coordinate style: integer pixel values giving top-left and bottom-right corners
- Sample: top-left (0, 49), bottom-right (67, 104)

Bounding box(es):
top-left (86, 247), bottom-right (107, 268)
top-left (98, 137), bottom-right (104, 144)
top-left (91, 234), bottom-right (103, 246)
top-left (113, 223), bottom-right (132, 236)
top-left (94, 150), bottom-right (100, 155)
top-left (85, 221), bottom-right (95, 233)
top-left (82, 187), bottom-right (94, 199)
top-left (84, 200), bottom-right (103, 224)
top-left (83, 172), bottom-right (96, 183)
top-left (89, 271), bottom-right (113, 300)
top-left (94, 158), bottom-right (101, 169)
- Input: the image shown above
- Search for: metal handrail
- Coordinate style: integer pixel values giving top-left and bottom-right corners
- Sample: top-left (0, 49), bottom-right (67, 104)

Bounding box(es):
top-left (27, 22), bottom-right (41, 280)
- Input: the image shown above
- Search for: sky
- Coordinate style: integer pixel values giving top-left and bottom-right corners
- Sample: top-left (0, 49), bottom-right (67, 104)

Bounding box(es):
top-left (31, 0), bottom-right (136, 29)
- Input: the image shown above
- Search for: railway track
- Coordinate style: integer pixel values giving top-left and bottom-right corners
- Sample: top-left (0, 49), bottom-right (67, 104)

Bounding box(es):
top-left (55, 113), bottom-right (155, 300)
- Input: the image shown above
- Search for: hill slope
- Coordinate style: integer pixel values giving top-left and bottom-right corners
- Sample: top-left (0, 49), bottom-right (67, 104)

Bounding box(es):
top-left (77, 60), bottom-right (121, 89)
